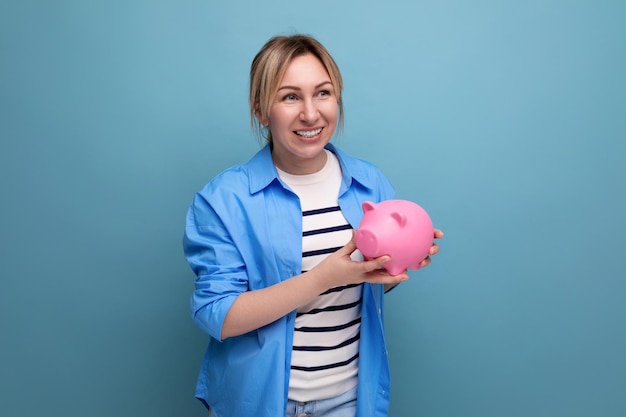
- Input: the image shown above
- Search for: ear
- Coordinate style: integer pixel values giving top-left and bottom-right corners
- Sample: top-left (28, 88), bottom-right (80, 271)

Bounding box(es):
top-left (254, 106), bottom-right (269, 127)
top-left (391, 212), bottom-right (407, 227)
top-left (362, 201), bottom-right (376, 213)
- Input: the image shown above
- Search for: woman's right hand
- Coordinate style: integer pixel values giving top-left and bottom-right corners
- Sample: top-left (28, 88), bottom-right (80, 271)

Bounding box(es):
top-left (221, 235), bottom-right (407, 339)
top-left (311, 236), bottom-right (409, 289)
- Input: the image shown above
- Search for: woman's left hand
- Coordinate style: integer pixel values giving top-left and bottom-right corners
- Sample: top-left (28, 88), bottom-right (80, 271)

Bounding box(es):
top-left (418, 228), bottom-right (444, 268)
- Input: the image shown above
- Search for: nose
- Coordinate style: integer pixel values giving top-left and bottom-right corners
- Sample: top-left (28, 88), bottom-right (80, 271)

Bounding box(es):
top-left (300, 98), bottom-right (319, 122)
top-left (355, 229), bottom-right (379, 258)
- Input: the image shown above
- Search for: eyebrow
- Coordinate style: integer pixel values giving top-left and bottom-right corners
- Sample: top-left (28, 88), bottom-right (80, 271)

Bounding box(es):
top-left (277, 81), bottom-right (333, 91)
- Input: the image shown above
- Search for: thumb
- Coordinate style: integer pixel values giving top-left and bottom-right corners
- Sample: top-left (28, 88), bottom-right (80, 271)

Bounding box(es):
top-left (341, 235), bottom-right (358, 255)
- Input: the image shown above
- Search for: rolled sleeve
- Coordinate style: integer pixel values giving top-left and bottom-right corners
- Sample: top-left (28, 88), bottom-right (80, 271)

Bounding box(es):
top-left (184, 193), bottom-right (249, 341)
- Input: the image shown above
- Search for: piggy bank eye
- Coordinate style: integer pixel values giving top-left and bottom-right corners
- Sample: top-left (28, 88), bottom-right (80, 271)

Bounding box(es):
top-left (391, 212), bottom-right (407, 227)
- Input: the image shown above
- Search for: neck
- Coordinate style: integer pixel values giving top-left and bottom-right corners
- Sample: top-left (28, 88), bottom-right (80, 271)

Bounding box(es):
top-left (271, 149), bottom-right (328, 175)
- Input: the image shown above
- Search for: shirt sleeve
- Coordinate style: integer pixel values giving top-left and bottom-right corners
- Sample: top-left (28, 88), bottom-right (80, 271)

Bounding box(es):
top-left (183, 192), bottom-right (249, 341)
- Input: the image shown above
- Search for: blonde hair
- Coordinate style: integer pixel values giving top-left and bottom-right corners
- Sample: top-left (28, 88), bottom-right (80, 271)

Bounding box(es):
top-left (249, 34), bottom-right (344, 143)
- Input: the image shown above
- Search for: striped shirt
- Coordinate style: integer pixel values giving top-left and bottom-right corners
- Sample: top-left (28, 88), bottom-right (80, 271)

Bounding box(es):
top-left (277, 150), bottom-right (363, 402)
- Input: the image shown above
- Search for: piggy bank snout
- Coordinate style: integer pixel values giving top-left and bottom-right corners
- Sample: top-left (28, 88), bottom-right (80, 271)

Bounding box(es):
top-left (355, 229), bottom-right (379, 257)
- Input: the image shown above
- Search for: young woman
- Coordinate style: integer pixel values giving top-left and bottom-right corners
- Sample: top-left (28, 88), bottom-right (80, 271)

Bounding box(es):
top-left (183, 34), bottom-right (443, 417)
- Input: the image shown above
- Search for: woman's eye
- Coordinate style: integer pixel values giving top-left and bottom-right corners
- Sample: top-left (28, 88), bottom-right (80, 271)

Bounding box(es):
top-left (318, 90), bottom-right (331, 97)
top-left (283, 93), bottom-right (297, 101)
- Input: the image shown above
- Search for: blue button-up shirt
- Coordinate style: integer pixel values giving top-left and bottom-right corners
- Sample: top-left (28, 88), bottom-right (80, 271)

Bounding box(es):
top-left (183, 143), bottom-right (395, 417)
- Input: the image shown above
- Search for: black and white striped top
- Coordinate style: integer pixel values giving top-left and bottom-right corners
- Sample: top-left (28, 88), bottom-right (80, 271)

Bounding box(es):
top-left (277, 150), bottom-right (363, 402)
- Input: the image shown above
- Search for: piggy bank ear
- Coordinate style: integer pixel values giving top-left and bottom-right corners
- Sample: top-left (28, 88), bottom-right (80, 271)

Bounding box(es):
top-left (362, 201), bottom-right (376, 213)
top-left (391, 212), bottom-right (407, 227)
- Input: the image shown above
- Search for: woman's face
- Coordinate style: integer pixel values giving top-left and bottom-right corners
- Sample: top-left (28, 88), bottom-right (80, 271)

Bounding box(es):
top-left (263, 53), bottom-right (339, 175)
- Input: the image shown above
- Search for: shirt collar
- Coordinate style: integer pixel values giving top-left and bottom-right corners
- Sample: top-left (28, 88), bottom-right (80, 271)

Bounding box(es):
top-left (246, 142), bottom-right (376, 195)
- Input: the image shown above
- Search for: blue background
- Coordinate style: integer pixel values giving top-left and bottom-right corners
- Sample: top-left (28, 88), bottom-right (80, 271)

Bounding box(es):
top-left (1, 1), bottom-right (624, 416)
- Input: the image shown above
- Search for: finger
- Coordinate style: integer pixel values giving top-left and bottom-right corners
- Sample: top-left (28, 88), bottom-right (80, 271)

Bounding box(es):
top-left (344, 238), bottom-right (357, 251)
top-left (429, 243), bottom-right (440, 256)
top-left (365, 270), bottom-right (409, 284)
top-left (361, 254), bottom-right (390, 272)
top-left (434, 229), bottom-right (444, 239)
top-left (419, 256), bottom-right (432, 268)
top-left (337, 238), bottom-right (357, 256)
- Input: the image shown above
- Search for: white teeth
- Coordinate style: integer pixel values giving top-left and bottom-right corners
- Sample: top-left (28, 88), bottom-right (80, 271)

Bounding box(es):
top-left (295, 128), bottom-right (322, 138)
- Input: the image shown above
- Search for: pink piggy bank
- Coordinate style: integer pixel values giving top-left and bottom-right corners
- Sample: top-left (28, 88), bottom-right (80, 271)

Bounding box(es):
top-left (355, 199), bottom-right (434, 275)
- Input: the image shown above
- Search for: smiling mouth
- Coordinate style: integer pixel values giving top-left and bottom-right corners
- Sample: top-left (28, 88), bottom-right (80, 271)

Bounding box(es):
top-left (295, 128), bottom-right (323, 138)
